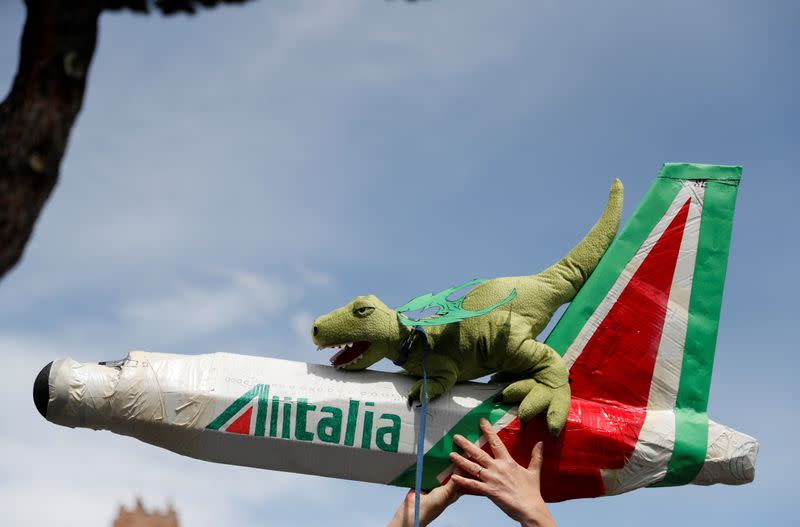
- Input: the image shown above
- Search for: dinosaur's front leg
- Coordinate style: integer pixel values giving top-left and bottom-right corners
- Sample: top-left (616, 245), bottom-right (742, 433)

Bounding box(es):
top-left (498, 340), bottom-right (571, 436)
top-left (407, 355), bottom-right (459, 402)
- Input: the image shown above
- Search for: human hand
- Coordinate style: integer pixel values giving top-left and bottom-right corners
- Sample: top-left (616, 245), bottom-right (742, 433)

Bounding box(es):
top-left (387, 476), bottom-right (461, 527)
top-left (449, 418), bottom-right (556, 527)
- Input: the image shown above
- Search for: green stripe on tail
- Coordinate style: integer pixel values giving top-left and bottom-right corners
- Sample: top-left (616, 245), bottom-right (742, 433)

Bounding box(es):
top-left (658, 165), bottom-right (740, 486)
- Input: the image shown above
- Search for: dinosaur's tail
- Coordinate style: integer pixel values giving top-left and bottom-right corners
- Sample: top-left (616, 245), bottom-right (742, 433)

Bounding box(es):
top-left (537, 179), bottom-right (623, 306)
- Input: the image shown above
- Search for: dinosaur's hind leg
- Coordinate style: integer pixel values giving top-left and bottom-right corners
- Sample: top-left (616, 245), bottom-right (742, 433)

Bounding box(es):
top-left (502, 379), bottom-right (550, 416)
top-left (501, 379), bottom-right (571, 436)
top-left (497, 339), bottom-right (571, 436)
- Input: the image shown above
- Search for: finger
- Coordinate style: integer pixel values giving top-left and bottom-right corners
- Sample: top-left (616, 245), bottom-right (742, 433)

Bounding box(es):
top-left (425, 480), bottom-right (460, 511)
top-left (479, 418), bottom-right (512, 461)
top-left (403, 489), bottom-right (416, 504)
top-left (453, 434), bottom-right (493, 466)
top-left (517, 382), bottom-right (552, 421)
top-left (438, 472), bottom-right (461, 497)
top-left (449, 452), bottom-right (484, 479)
top-left (528, 441), bottom-right (544, 472)
top-left (500, 379), bottom-right (538, 403)
top-left (451, 474), bottom-right (489, 496)
top-left (546, 385), bottom-right (571, 437)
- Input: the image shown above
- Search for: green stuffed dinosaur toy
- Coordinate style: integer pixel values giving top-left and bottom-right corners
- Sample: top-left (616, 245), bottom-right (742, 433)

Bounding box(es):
top-left (312, 180), bottom-right (623, 436)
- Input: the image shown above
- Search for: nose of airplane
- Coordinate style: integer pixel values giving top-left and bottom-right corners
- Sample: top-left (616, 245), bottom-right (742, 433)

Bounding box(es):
top-left (33, 361), bottom-right (52, 419)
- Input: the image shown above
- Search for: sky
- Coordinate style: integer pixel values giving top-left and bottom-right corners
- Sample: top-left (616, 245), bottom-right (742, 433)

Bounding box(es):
top-left (0, 0), bottom-right (798, 525)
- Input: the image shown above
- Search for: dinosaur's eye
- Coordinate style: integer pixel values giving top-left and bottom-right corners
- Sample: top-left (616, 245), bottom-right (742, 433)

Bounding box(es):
top-left (354, 306), bottom-right (375, 317)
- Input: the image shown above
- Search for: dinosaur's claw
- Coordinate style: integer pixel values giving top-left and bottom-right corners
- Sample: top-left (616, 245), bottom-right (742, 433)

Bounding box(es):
top-left (503, 378), bottom-right (571, 437)
top-left (407, 381), bottom-right (426, 403)
top-left (546, 384), bottom-right (571, 437)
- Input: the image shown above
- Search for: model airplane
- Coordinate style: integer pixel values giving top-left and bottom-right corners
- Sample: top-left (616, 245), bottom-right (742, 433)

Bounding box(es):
top-left (33, 163), bottom-right (757, 501)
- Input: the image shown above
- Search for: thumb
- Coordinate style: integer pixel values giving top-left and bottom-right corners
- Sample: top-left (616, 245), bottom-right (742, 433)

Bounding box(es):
top-left (440, 475), bottom-right (462, 502)
top-left (528, 441), bottom-right (544, 472)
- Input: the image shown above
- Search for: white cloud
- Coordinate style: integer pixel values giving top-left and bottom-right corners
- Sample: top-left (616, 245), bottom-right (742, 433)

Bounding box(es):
top-left (0, 430), bottom-right (316, 527)
top-left (298, 266), bottom-right (333, 288)
top-left (119, 270), bottom-right (292, 338)
top-left (291, 310), bottom-right (315, 342)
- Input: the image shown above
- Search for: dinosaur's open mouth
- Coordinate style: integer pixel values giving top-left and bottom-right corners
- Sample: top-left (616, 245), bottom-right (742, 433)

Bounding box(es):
top-left (320, 341), bottom-right (372, 368)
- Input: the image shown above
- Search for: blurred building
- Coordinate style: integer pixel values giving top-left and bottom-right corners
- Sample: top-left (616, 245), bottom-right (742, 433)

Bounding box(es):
top-left (112, 498), bottom-right (179, 527)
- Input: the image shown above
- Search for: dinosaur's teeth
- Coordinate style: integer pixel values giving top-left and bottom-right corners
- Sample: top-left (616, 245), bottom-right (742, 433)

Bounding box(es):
top-left (324, 342), bottom-right (354, 351)
top-left (341, 350), bottom-right (365, 367)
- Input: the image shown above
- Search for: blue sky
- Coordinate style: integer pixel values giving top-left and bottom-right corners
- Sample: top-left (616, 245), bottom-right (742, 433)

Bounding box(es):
top-left (1, 1), bottom-right (797, 525)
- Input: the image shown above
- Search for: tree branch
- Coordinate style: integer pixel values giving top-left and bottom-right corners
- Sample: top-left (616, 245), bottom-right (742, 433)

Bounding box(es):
top-left (0, 0), bottom-right (254, 281)
top-left (104, 0), bottom-right (253, 16)
top-left (0, 0), bottom-right (102, 281)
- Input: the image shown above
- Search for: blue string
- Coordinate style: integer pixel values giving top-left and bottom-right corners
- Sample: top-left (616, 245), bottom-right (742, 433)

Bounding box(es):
top-left (413, 326), bottom-right (428, 527)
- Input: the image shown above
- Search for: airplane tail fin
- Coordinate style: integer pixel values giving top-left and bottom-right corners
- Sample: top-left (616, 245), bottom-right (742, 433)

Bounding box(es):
top-left (545, 162), bottom-right (741, 485)
top-left (390, 164), bottom-right (750, 496)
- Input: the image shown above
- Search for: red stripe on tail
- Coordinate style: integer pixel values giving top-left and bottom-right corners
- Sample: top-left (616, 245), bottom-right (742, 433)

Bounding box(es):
top-left (570, 197), bottom-right (692, 407)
